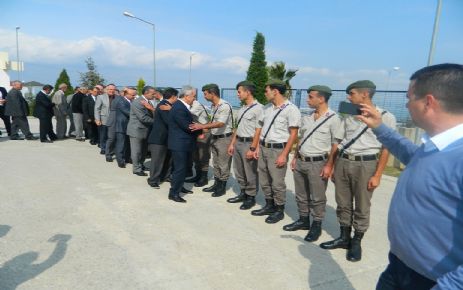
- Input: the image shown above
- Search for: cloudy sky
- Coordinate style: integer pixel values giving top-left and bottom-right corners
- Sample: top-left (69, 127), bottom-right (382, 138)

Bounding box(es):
top-left (0, 0), bottom-right (462, 90)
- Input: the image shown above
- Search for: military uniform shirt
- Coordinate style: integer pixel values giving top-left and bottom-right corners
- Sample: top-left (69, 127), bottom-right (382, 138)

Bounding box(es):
top-left (335, 105), bottom-right (397, 155)
top-left (236, 100), bottom-right (264, 138)
top-left (210, 99), bottom-right (233, 135)
top-left (191, 100), bottom-right (210, 124)
top-left (259, 100), bottom-right (301, 143)
top-left (299, 108), bottom-right (341, 157)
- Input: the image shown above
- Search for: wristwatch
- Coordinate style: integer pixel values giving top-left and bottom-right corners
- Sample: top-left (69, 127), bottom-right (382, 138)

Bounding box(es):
top-left (249, 147), bottom-right (256, 152)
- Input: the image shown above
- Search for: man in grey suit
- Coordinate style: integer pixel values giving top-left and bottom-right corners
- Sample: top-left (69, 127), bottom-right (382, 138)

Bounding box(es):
top-left (52, 83), bottom-right (68, 139)
top-left (95, 84), bottom-right (116, 154)
top-left (5, 81), bottom-right (37, 140)
top-left (126, 86), bottom-right (155, 176)
top-left (104, 85), bottom-right (120, 162)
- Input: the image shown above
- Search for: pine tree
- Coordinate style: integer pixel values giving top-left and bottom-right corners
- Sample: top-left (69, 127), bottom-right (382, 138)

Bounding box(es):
top-left (246, 32), bottom-right (268, 104)
top-left (137, 78), bottom-right (146, 96)
top-left (79, 57), bottom-right (105, 88)
top-left (53, 69), bottom-right (74, 95)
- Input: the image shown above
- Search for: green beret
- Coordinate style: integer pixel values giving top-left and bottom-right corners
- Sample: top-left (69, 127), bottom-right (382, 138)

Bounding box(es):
top-left (236, 81), bottom-right (255, 90)
top-left (346, 80), bottom-right (376, 93)
top-left (202, 83), bottom-right (219, 91)
top-left (308, 85), bottom-right (332, 97)
top-left (266, 79), bottom-right (286, 87)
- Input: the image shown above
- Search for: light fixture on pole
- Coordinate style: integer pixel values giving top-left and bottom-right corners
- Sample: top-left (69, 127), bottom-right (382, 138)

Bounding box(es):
top-left (189, 52), bottom-right (195, 85)
top-left (15, 26), bottom-right (21, 81)
top-left (123, 11), bottom-right (156, 87)
top-left (385, 66), bottom-right (400, 94)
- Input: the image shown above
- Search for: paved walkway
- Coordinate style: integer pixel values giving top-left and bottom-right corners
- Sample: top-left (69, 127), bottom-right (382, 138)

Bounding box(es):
top-left (0, 118), bottom-right (397, 290)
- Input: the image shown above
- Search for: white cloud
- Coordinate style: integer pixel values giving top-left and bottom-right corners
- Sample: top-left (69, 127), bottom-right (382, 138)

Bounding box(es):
top-left (0, 28), bottom-right (246, 73)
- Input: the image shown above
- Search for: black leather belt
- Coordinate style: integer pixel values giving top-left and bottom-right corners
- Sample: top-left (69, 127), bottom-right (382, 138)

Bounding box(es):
top-left (260, 141), bottom-right (287, 149)
top-left (237, 136), bottom-right (253, 142)
top-left (212, 132), bottom-right (232, 139)
top-left (341, 153), bottom-right (378, 161)
top-left (298, 154), bottom-right (328, 162)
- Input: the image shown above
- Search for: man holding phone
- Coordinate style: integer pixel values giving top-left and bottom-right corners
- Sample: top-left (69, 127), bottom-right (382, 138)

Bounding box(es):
top-left (320, 80), bottom-right (396, 262)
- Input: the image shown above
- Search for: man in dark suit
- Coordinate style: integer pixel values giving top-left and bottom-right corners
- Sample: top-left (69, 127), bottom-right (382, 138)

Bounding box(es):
top-left (147, 88), bottom-right (178, 188)
top-left (33, 84), bottom-right (57, 142)
top-left (5, 81), bottom-right (37, 140)
top-left (0, 86), bottom-right (12, 136)
top-left (115, 87), bottom-right (137, 168)
top-left (168, 86), bottom-right (201, 203)
top-left (82, 87), bottom-right (99, 145)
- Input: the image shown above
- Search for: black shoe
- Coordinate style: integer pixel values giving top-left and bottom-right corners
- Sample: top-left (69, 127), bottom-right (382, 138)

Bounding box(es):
top-left (162, 176), bottom-right (172, 183)
top-left (142, 165), bottom-right (149, 171)
top-left (76, 138), bottom-right (85, 142)
top-left (106, 156), bottom-right (113, 162)
top-left (203, 177), bottom-right (219, 192)
top-left (251, 199), bottom-right (276, 216)
top-left (133, 172), bottom-right (147, 176)
top-left (169, 195), bottom-right (187, 203)
top-left (265, 204), bottom-right (285, 224)
top-left (194, 171), bottom-right (209, 187)
top-left (283, 216), bottom-right (310, 231)
top-left (320, 226), bottom-right (352, 250)
top-left (100, 150), bottom-right (106, 155)
top-left (211, 180), bottom-right (227, 197)
top-left (10, 136), bottom-right (24, 140)
top-left (26, 136), bottom-right (38, 140)
top-left (149, 182), bottom-right (160, 189)
top-left (347, 231), bottom-right (364, 262)
top-left (227, 190), bottom-right (246, 203)
top-left (117, 162), bottom-right (126, 168)
top-left (181, 187), bottom-right (193, 194)
top-left (40, 139), bottom-right (53, 143)
top-left (240, 195), bottom-right (256, 210)
top-left (304, 220), bottom-right (322, 242)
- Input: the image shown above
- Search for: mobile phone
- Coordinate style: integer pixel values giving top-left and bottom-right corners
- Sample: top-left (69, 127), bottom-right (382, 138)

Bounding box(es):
top-left (338, 101), bottom-right (361, 115)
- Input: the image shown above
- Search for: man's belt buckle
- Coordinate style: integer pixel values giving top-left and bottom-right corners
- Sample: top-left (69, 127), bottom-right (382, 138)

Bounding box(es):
top-left (348, 154), bottom-right (356, 161)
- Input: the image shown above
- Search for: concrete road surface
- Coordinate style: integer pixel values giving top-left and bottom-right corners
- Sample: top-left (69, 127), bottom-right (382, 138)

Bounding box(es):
top-left (0, 118), bottom-right (397, 290)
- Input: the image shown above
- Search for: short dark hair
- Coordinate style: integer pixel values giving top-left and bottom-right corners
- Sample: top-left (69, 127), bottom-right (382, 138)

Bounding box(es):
top-left (163, 88), bottom-right (178, 99)
top-left (315, 91), bottom-right (331, 102)
top-left (203, 86), bottom-right (220, 98)
top-left (236, 81), bottom-right (256, 95)
top-left (42, 84), bottom-right (53, 91)
top-left (267, 83), bottom-right (287, 95)
top-left (410, 63), bottom-right (463, 114)
top-left (142, 86), bottom-right (154, 95)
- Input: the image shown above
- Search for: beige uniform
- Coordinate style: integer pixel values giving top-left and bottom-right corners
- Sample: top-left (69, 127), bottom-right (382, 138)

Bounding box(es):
top-left (210, 99), bottom-right (234, 181)
top-left (190, 100), bottom-right (211, 172)
top-left (333, 106), bottom-right (397, 232)
top-left (294, 109), bottom-right (341, 220)
top-left (258, 101), bottom-right (301, 205)
top-left (233, 101), bottom-right (264, 196)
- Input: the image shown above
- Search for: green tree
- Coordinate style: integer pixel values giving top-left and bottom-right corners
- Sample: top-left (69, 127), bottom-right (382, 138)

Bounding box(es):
top-left (246, 32), bottom-right (268, 104)
top-left (137, 78), bottom-right (146, 96)
top-left (53, 69), bottom-right (74, 95)
top-left (79, 57), bottom-right (105, 88)
top-left (267, 61), bottom-right (298, 97)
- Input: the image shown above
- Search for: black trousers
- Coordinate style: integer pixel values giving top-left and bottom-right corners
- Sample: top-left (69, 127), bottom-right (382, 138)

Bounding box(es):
top-left (85, 121), bottom-right (99, 143)
top-left (105, 124), bottom-right (116, 157)
top-left (169, 150), bottom-right (191, 197)
top-left (98, 125), bottom-right (108, 150)
top-left (38, 117), bottom-right (57, 141)
top-left (0, 106), bottom-right (11, 135)
top-left (148, 144), bottom-right (172, 184)
top-left (10, 116), bottom-right (32, 138)
top-left (115, 132), bottom-right (131, 164)
top-left (376, 252), bottom-right (436, 290)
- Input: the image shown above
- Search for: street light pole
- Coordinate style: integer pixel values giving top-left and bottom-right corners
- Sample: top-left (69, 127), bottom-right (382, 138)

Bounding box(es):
top-left (15, 26), bottom-right (20, 81)
top-left (385, 66), bottom-right (400, 94)
top-left (427, 0), bottom-right (443, 66)
top-left (123, 11), bottom-right (156, 87)
top-left (189, 52), bottom-right (195, 85)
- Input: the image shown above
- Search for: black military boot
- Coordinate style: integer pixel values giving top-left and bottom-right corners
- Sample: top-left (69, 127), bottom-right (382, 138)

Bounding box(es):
top-left (251, 199), bottom-right (276, 216)
top-left (227, 189), bottom-right (246, 203)
top-left (346, 231), bottom-right (364, 262)
top-left (304, 220), bottom-right (322, 242)
top-left (265, 204), bottom-right (285, 223)
top-left (320, 226), bottom-right (352, 250)
top-left (203, 177), bottom-right (219, 192)
top-left (240, 195), bottom-right (256, 210)
top-left (194, 171), bottom-right (209, 187)
top-left (211, 180), bottom-right (227, 197)
top-left (282, 216), bottom-right (310, 231)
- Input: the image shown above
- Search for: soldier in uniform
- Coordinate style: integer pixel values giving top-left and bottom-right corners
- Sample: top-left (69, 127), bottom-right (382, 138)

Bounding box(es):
top-left (185, 92), bottom-right (211, 187)
top-left (226, 81), bottom-right (264, 210)
top-left (190, 84), bottom-right (234, 197)
top-left (283, 85), bottom-right (341, 242)
top-left (250, 79), bottom-right (301, 224)
top-left (320, 80), bottom-right (397, 262)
